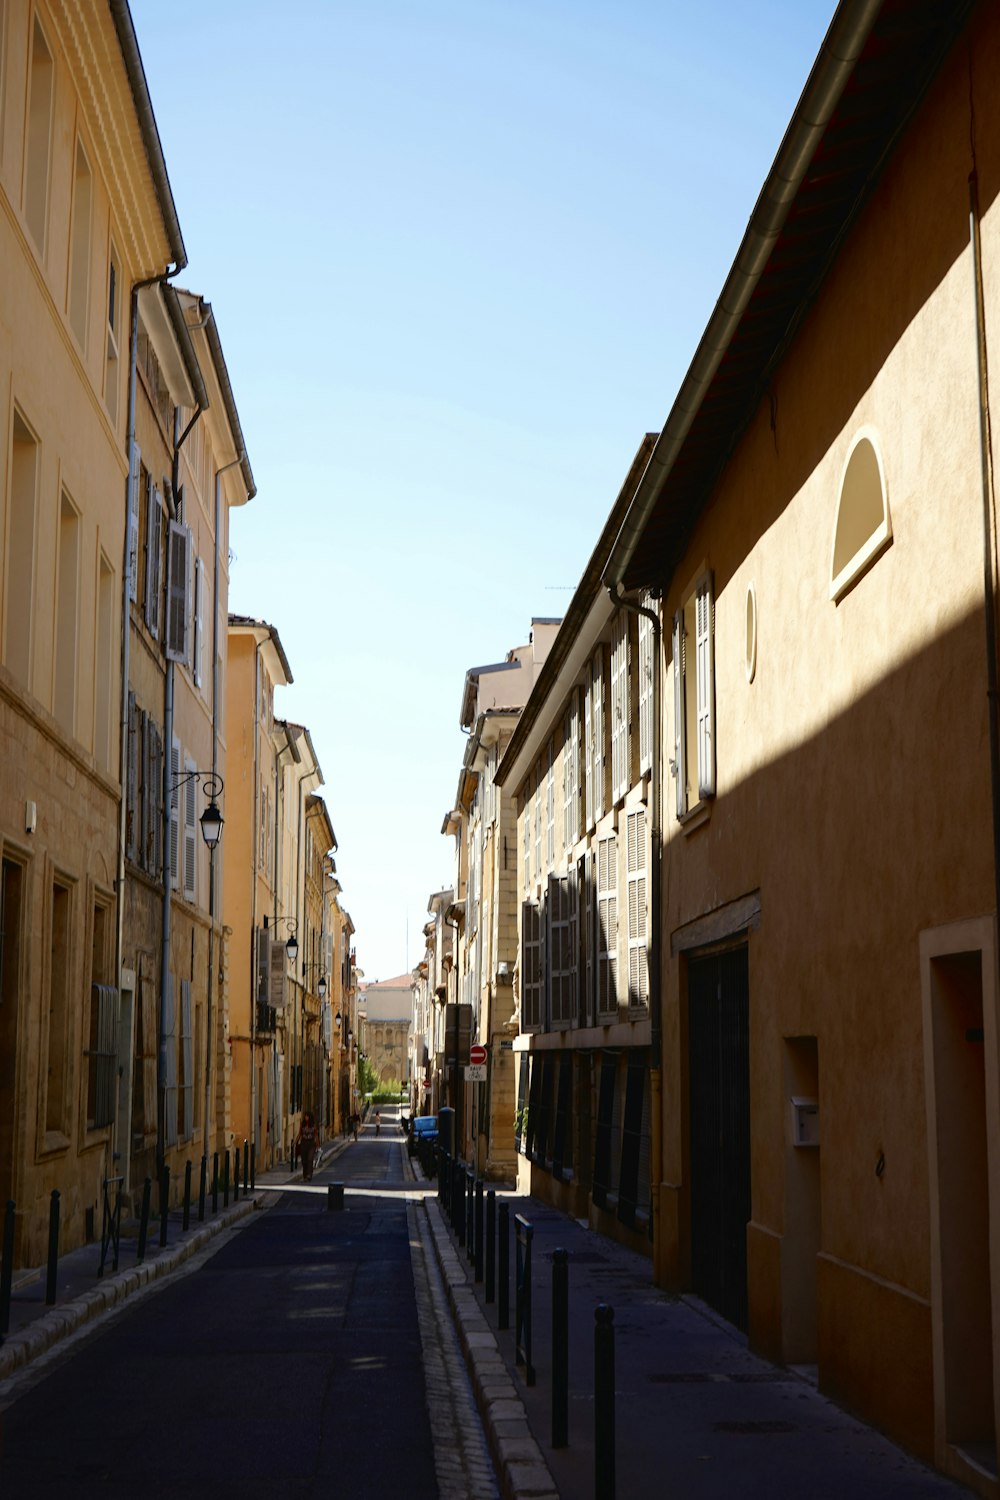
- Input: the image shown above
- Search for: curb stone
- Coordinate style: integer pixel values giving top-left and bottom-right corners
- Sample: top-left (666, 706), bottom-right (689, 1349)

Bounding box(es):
top-left (422, 1195), bottom-right (559, 1500)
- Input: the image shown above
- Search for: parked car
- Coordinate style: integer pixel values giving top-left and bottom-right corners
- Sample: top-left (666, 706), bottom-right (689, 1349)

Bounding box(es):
top-left (409, 1114), bottom-right (439, 1174)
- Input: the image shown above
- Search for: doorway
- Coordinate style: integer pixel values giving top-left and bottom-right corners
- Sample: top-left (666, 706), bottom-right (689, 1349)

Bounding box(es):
top-left (687, 944), bottom-right (751, 1331)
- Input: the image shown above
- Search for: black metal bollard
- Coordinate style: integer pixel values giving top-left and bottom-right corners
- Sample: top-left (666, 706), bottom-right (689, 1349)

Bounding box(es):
top-left (212, 1151), bottom-right (219, 1214)
top-left (159, 1166), bottom-right (170, 1248)
top-left (552, 1248), bottom-right (569, 1447)
top-left (250, 1142), bottom-right (256, 1191)
top-left (198, 1156), bottom-right (207, 1223)
top-left (0, 1199), bottom-right (15, 1339)
top-left (498, 1200), bottom-right (510, 1330)
top-left (327, 1183), bottom-right (345, 1211)
top-left (485, 1190), bottom-right (496, 1304)
top-left (243, 1139), bottom-right (249, 1193)
top-left (595, 1304), bottom-right (616, 1499)
top-left (136, 1177), bottom-right (151, 1263)
top-left (438, 1149), bottom-right (449, 1206)
top-left (514, 1213), bottom-right (534, 1385)
top-left (45, 1189), bottom-right (60, 1306)
top-left (233, 1146), bottom-right (240, 1202)
top-left (474, 1179), bottom-right (484, 1283)
top-left (466, 1170), bottom-right (475, 1264)
top-left (223, 1150), bottom-right (230, 1208)
top-left (182, 1161), bottom-right (192, 1231)
top-left (456, 1168), bottom-right (466, 1248)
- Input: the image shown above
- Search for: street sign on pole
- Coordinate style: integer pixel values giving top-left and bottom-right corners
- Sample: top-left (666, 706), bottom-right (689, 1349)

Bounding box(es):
top-left (470, 1043), bottom-right (488, 1066)
top-left (464, 1064), bottom-right (487, 1082)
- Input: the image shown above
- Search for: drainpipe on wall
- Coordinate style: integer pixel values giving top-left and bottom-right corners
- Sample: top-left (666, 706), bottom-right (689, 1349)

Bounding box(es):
top-left (608, 582), bottom-right (664, 1278)
top-left (969, 172), bottom-right (1000, 947)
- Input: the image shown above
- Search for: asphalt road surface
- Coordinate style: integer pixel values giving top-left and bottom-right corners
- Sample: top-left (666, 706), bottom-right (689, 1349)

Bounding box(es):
top-left (0, 1119), bottom-right (441, 1499)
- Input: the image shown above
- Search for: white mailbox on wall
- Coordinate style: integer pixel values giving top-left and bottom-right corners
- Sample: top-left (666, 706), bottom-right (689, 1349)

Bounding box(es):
top-left (791, 1097), bottom-right (820, 1147)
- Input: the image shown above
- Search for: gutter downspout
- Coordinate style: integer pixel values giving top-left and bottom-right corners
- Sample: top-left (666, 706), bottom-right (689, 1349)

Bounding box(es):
top-left (608, 583), bottom-right (663, 1279)
top-left (202, 454), bottom-right (244, 1158)
top-left (969, 173), bottom-right (1000, 950)
top-left (250, 635), bottom-right (263, 1162)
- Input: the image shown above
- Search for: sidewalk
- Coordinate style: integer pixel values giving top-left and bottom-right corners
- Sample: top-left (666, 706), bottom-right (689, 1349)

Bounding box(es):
top-left (420, 1177), bottom-right (975, 1500)
top-left (0, 1135), bottom-right (353, 1384)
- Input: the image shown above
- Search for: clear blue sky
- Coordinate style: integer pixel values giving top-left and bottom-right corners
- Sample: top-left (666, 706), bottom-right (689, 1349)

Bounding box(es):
top-left (130, 0), bottom-right (834, 981)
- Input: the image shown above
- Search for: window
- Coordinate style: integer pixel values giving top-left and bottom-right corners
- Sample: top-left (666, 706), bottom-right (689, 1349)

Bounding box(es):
top-left (55, 491), bottom-right (80, 736)
top-left (533, 764), bottom-right (541, 882)
top-left (585, 647), bottom-right (607, 828)
top-left (521, 900), bottom-right (543, 1030)
top-left (5, 410), bottom-right (38, 685)
top-left (193, 556), bottom-right (205, 687)
top-left (105, 244), bottom-right (122, 425)
top-left (24, 19), bottom-right (53, 255)
top-left (638, 595), bottom-right (655, 776)
top-left (68, 142), bottom-right (93, 347)
top-left (596, 832), bottom-right (618, 1015)
top-left (548, 872), bottom-right (577, 1026)
top-left (672, 572), bottom-right (715, 820)
top-left (46, 881), bottom-right (71, 1136)
top-left (127, 444), bottom-right (141, 603)
top-left (546, 741), bottom-right (555, 868)
top-left (95, 553), bottom-right (114, 771)
top-left (610, 612), bottom-right (630, 804)
top-left (563, 692), bottom-right (581, 850)
top-left (165, 520), bottom-right (191, 662)
top-left (830, 429), bottom-right (891, 601)
top-left (144, 477), bottom-right (162, 637)
top-left (522, 786), bottom-right (531, 891)
top-left (626, 808), bottom-right (648, 1008)
top-left (87, 903), bottom-right (115, 1131)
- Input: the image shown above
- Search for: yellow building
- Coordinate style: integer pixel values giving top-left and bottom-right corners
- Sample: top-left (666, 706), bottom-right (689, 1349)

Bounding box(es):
top-left (0, 0), bottom-right (189, 1263)
top-left (595, 2), bottom-right (1000, 1489)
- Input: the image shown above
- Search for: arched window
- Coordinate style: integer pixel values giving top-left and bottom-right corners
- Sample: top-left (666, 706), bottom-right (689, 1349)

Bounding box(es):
top-left (830, 429), bottom-right (891, 602)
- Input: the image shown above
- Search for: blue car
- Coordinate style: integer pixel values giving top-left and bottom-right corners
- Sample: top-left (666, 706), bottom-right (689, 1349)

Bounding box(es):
top-left (409, 1114), bottom-right (439, 1171)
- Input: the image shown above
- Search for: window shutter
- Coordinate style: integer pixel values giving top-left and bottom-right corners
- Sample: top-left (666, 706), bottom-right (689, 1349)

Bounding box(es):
top-left (270, 939), bottom-right (287, 1011)
top-left (597, 832), bottom-right (618, 1013)
top-left (144, 480), bottom-right (160, 637)
top-left (183, 756), bottom-right (197, 901)
top-left (181, 978), bottom-right (193, 1139)
top-left (257, 925), bottom-right (271, 1009)
top-left (696, 574), bottom-right (716, 799)
top-left (165, 521), bottom-right (191, 662)
top-left (546, 741), bottom-right (555, 866)
top-left (523, 790), bottom-right (531, 890)
top-left (593, 650), bottom-right (605, 822)
top-left (169, 739), bottom-right (180, 888)
top-left (584, 678), bottom-right (593, 831)
top-left (162, 972), bottom-right (177, 1148)
top-left (140, 709), bottom-right (150, 870)
top-left (626, 808), bottom-right (648, 1007)
top-left (638, 599), bottom-right (653, 777)
top-left (610, 615), bottom-right (625, 803)
top-left (128, 445), bottom-right (141, 602)
top-left (151, 722), bottom-right (163, 876)
top-left (673, 610), bottom-right (686, 819)
top-left (534, 765), bottom-right (541, 879)
top-left (193, 556), bottom-right (205, 687)
top-left (126, 692), bottom-right (138, 861)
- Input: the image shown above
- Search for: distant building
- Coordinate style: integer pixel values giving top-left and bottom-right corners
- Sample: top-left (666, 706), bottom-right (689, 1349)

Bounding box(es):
top-left (359, 977), bottom-right (412, 1087)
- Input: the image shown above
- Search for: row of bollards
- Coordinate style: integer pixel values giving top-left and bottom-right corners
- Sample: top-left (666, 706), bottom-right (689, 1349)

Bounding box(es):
top-left (435, 1147), bottom-right (617, 1499)
top-left (0, 1141), bottom-right (257, 1345)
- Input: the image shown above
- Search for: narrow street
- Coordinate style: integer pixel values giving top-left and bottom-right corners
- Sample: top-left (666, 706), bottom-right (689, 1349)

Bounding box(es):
top-left (0, 1113), bottom-right (494, 1499)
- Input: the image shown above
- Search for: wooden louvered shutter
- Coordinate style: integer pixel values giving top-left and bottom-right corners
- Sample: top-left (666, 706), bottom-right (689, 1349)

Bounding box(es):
top-left (696, 574), bottom-right (716, 798)
top-left (626, 808), bottom-right (648, 1008)
top-left (673, 609), bottom-right (686, 818)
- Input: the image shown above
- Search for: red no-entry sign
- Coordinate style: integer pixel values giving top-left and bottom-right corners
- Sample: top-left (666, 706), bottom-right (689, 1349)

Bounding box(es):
top-left (469, 1043), bottom-right (487, 1066)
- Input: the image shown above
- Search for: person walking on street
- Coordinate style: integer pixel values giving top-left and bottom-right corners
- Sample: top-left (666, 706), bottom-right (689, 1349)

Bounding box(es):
top-left (297, 1111), bottom-right (320, 1181)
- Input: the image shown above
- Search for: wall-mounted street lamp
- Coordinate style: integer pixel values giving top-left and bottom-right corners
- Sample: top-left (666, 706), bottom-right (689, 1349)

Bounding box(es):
top-left (170, 770), bottom-right (225, 849)
top-left (302, 962), bottom-right (327, 1000)
top-left (266, 914), bottom-right (299, 962)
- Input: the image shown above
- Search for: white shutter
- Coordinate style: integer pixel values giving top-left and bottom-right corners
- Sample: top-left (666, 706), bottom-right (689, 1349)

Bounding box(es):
top-left (128, 445), bottom-right (141, 602)
top-left (584, 678), bottom-right (593, 831)
top-left (165, 521), bottom-right (191, 662)
top-left (183, 755), bottom-right (197, 902)
top-left (597, 832), bottom-right (618, 1014)
top-left (638, 598), bottom-right (653, 777)
top-left (169, 738), bottom-right (180, 888)
top-left (673, 610), bottom-right (686, 819)
top-left (523, 788), bottom-right (531, 889)
top-left (696, 575), bottom-right (716, 799)
top-left (593, 650), bottom-right (605, 822)
top-left (162, 972), bottom-right (177, 1147)
top-left (193, 555), bottom-right (205, 687)
top-left (611, 615), bottom-right (625, 803)
top-left (626, 808), bottom-right (648, 1008)
top-left (546, 741), bottom-right (555, 865)
top-left (534, 765), bottom-right (541, 878)
top-left (145, 480), bottom-right (162, 637)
